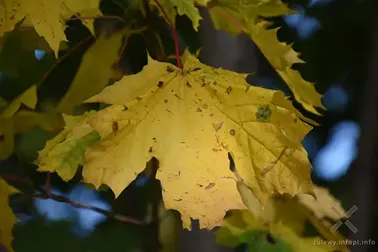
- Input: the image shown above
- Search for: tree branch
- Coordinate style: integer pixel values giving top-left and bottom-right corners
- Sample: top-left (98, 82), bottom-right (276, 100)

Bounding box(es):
top-left (1, 174), bottom-right (145, 225)
top-left (28, 191), bottom-right (145, 225)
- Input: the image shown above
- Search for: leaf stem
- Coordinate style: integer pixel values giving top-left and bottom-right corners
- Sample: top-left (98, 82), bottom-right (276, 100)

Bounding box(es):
top-left (152, 0), bottom-right (182, 70)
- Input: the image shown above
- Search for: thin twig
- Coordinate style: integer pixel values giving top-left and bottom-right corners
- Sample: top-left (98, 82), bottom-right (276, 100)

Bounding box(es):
top-left (44, 172), bottom-right (51, 197)
top-left (1, 174), bottom-right (145, 225)
top-left (38, 35), bottom-right (93, 86)
top-left (151, 0), bottom-right (182, 70)
top-left (0, 174), bottom-right (33, 186)
top-left (29, 191), bottom-right (145, 225)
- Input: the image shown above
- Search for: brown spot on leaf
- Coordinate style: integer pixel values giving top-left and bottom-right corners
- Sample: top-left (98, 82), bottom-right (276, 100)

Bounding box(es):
top-left (226, 86), bottom-right (232, 94)
top-left (201, 83), bottom-right (206, 87)
top-left (213, 122), bottom-right (224, 132)
top-left (197, 183), bottom-right (203, 187)
top-left (221, 176), bottom-right (233, 180)
top-left (174, 94), bottom-right (182, 100)
top-left (136, 96), bottom-right (142, 101)
top-left (157, 81), bottom-right (164, 88)
top-left (164, 99), bottom-right (168, 103)
top-left (152, 137), bottom-right (156, 142)
top-left (230, 129), bottom-right (235, 135)
top-left (174, 198), bottom-right (182, 202)
top-left (149, 147), bottom-right (153, 153)
top-left (197, 108), bottom-right (202, 112)
top-left (202, 103), bottom-right (208, 109)
top-left (166, 66), bottom-right (174, 72)
top-left (186, 82), bottom-right (192, 88)
top-left (192, 67), bottom-right (201, 72)
top-left (205, 183), bottom-right (215, 190)
top-left (112, 121), bottom-right (119, 134)
top-left (122, 106), bottom-right (128, 111)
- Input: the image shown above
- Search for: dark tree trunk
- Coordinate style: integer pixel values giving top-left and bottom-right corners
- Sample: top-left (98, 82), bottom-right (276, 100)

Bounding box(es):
top-left (349, 1), bottom-right (378, 251)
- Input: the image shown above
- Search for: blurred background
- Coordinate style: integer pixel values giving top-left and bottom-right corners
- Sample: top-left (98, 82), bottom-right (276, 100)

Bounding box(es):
top-left (0, 0), bottom-right (377, 251)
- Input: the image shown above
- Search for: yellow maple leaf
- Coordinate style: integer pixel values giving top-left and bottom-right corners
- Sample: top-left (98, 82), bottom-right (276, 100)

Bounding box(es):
top-left (62, 50), bottom-right (313, 229)
top-left (0, 178), bottom-right (19, 252)
top-left (150, 0), bottom-right (210, 31)
top-left (206, 0), bottom-right (324, 114)
top-left (0, 0), bottom-right (101, 55)
top-left (295, 185), bottom-right (348, 244)
top-left (0, 0), bottom-right (27, 39)
top-left (297, 185), bottom-right (346, 221)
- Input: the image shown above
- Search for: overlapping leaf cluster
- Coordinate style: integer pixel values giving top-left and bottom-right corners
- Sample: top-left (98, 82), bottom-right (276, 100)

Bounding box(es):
top-left (0, 1), bottom-right (347, 252)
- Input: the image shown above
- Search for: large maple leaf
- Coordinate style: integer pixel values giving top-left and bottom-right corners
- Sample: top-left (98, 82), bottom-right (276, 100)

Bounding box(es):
top-left (38, 51), bottom-right (314, 229)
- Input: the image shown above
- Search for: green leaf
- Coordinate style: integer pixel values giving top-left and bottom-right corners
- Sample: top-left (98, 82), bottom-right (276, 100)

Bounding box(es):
top-left (37, 112), bottom-right (100, 181)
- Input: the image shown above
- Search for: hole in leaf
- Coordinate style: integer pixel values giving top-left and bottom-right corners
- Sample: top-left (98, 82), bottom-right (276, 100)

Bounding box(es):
top-left (228, 153), bottom-right (236, 172)
top-left (266, 233), bottom-right (276, 244)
